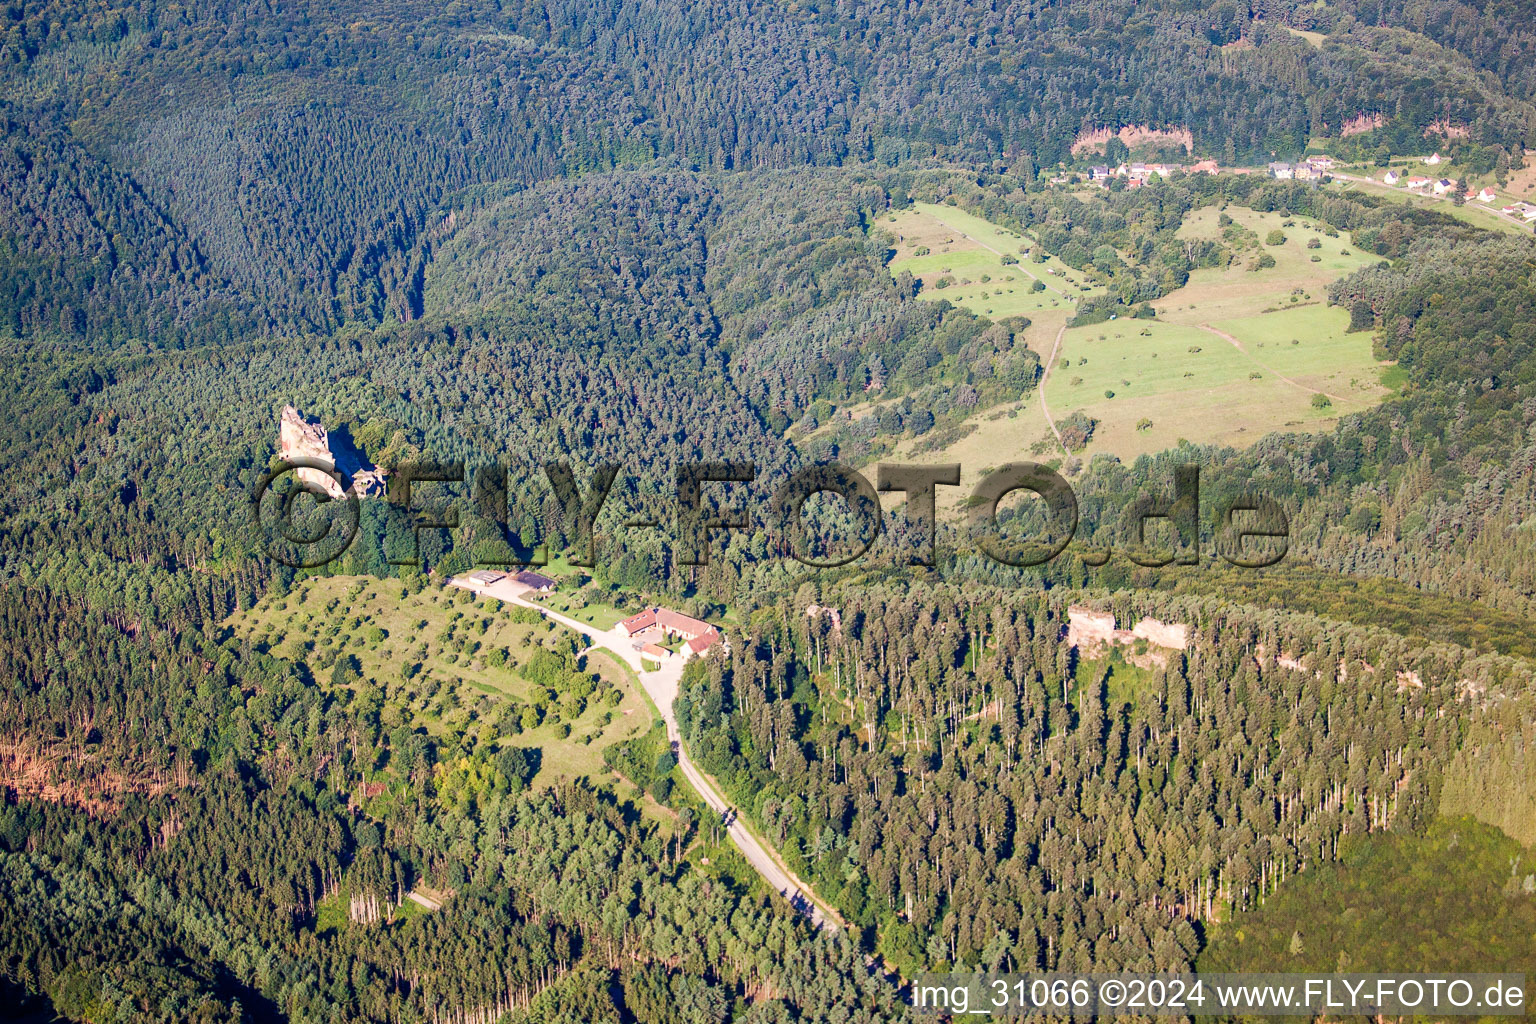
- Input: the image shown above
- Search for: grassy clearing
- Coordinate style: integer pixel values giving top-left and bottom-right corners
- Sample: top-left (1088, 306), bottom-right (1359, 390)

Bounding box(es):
top-left (506, 553), bottom-right (633, 629)
top-left (883, 202), bottom-right (1102, 318)
top-left (1077, 648), bottom-right (1161, 710)
top-left (314, 878), bottom-right (441, 935)
top-left (1281, 25), bottom-right (1326, 46)
top-left (1028, 205), bottom-right (1392, 460)
top-left (1504, 150), bottom-right (1536, 199)
top-left (884, 202), bottom-right (1393, 470)
top-left (534, 586), bottom-right (629, 630)
top-left (227, 575), bottom-right (656, 791)
top-left (893, 390), bottom-right (1063, 516)
top-left (1042, 309), bottom-right (1388, 461)
top-left (1209, 304), bottom-right (1392, 406)
top-left (885, 304), bottom-right (1072, 516)
top-left (1045, 319), bottom-right (1293, 459)
top-left (1158, 206), bottom-right (1378, 324)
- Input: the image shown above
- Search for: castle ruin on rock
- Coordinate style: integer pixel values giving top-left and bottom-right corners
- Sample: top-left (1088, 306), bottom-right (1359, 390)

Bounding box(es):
top-left (277, 406), bottom-right (387, 498)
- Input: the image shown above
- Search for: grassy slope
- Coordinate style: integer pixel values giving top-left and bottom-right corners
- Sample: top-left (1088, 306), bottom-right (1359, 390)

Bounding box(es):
top-left (1047, 318), bottom-right (1294, 458)
top-left (884, 202), bottom-right (1101, 319)
top-left (881, 201), bottom-right (1393, 471)
top-left (1050, 206), bottom-right (1389, 461)
top-left (227, 575), bottom-right (656, 791)
top-left (1211, 305), bottom-right (1390, 400)
top-left (891, 394), bottom-right (1062, 514)
top-left (880, 202), bottom-right (1087, 506)
top-left (1282, 25), bottom-right (1327, 46)
top-left (1158, 206), bottom-right (1377, 323)
top-left (1042, 303), bottom-right (1387, 460)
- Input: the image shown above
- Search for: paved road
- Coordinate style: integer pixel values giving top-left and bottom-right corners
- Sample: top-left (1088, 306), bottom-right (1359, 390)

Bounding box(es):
top-left (1330, 171), bottom-right (1533, 231)
top-left (451, 578), bottom-right (836, 930)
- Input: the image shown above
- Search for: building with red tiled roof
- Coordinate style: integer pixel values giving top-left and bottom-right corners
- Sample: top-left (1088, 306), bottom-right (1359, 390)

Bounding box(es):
top-left (619, 607), bottom-right (718, 640)
top-left (617, 609), bottom-right (658, 636)
top-left (617, 606), bottom-right (726, 661)
top-left (683, 633), bottom-right (721, 660)
top-left (656, 609), bottom-right (716, 640)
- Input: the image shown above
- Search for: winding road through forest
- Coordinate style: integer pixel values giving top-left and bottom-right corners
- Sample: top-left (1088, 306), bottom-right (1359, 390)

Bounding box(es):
top-left (449, 575), bottom-right (839, 930)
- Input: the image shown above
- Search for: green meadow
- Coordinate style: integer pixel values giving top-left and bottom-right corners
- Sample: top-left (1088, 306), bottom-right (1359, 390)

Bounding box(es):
top-left (887, 201), bottom-right (1395, 467)
top-left (883, 202), bottom-right (1102, 318)
top-left (1044, 307), bottom-right (1390, 461)
top-left (1210, 304), bottom-right (1393, 406)
top-left (1042, 318), bottom-right (1329, 459)
top-left (1158, 205), bottom-right (1379, 324)
top-left (227, 575), bottom-right (658, 796)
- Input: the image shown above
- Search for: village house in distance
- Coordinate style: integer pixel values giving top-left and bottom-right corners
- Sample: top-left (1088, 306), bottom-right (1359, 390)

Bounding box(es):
top-left (1266, 154), bottom-right (1335, 180)
top-left (617, 607), bottom-right (724, 662)
top-left (1083, 157), bottom-right (1220, 189)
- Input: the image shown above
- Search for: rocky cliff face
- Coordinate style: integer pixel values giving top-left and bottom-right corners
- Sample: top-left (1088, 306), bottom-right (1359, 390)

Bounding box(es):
top-left (278, 405), bottom-right (346, 499)
top-left (277, 406), bottom-right (386, 497)
top-left (1066, 605), bottom-right (1190, 662)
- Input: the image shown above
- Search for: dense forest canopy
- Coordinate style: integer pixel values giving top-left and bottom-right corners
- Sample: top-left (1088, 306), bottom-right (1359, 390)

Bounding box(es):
top-left (4, 0), bottom-right (1536, 344)
top-left (4, 0), bottom-right (1536, 1019)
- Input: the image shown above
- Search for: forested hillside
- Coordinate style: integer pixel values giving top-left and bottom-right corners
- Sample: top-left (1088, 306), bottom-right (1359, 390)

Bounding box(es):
top-left (679, 586), bottom-right (1531, 974)
top-left (4, 0), bottom-right (1536, 345)
top-left (6, 0), bottom-right (1536, 1019)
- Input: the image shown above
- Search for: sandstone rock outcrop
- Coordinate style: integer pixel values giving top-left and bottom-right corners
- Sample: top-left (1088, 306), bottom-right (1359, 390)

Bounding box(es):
top-left (277, 405), bottom-right (387, 498)
top-left (1066, 605), bottom-right (1190, 656)
top-left (805, 604), bottom-right (842, 633)
top-left (279, 405), bottom-right (346, 499)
